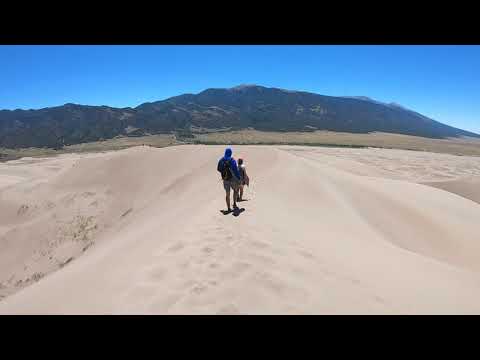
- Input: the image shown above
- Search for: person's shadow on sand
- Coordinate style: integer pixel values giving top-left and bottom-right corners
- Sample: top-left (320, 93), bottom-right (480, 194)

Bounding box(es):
top-left (220, 208), bottom-right (245, 217)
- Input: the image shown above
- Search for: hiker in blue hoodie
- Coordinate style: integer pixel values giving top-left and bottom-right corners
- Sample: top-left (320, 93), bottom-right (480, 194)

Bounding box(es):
top-left (217, 147), bottom-right (242, 213)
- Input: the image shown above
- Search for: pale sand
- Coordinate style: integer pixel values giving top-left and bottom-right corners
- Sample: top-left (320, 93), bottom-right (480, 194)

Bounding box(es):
top-left (1, 145), bottom-right (480, 314)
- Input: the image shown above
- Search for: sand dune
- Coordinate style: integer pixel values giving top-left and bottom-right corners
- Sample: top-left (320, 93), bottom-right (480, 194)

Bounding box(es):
top-left (1, 145), bottom-right (480, 314)
top-left (422, 179), bottom-right (480, 205)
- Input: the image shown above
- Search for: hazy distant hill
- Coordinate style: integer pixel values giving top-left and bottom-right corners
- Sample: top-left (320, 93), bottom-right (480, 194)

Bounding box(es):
top-left (0, 85), bottom-right (478, 148)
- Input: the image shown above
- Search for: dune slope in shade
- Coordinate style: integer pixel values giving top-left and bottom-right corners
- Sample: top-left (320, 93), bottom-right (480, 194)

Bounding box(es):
top-left (1, 145), bottom-right (480, 314)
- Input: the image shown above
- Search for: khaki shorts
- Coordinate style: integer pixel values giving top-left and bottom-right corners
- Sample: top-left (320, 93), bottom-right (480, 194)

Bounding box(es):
top-left (223, 178), bottom-right (240, 192)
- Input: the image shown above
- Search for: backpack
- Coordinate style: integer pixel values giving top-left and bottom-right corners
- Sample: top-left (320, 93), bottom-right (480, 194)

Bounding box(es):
top-left (218, 158), bottom-right (232, 181)
top-left (239, 165), bottom-right (246, 181)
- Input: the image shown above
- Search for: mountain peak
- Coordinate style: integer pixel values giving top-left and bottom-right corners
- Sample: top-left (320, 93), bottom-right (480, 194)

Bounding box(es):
top-left (343, 96), bottom-right (377, 102)
top-left (388, 102), bottom-right (407, 109)
top-left (230, 84), bottom-right (262, 91)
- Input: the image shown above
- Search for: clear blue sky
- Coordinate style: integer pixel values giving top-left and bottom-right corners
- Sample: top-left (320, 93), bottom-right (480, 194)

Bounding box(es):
top-left (1, 45), bottom-right (479, 133)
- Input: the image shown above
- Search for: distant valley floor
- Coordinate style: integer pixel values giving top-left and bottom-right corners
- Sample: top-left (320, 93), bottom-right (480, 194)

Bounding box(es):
top-left (2, 130), bottom-right (480, 162)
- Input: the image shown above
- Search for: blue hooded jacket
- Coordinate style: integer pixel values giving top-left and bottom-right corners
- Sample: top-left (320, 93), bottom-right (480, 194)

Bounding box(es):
top-left (218, 147), bottom-right (241, 180)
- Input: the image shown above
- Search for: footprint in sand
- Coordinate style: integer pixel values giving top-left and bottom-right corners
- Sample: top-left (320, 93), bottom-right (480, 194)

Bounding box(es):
top-left (121, 208), bottom-right (133, 217)
top-left (148, 267), bottom-right (168, 281)
top-left (202, 246), bottom-right (214, 254)
top-left (167, 242), bottom-right (184, 253)
top-left (31, 272), bottom-right (44, 282)
top-left (373, 295), bottom-right (387, 305)
top-left (298, 250), bottom-right (315, 260)
top-left (191, 283), bottom-right (208, 295)
top-left (250, 240), bottom-right (270, 250)
top-left (17, 204), bottom-right (29, 216)
top-left (45, 201), bottom-right (56, 210)
top-left (82, 243), bottom-right (93, 252)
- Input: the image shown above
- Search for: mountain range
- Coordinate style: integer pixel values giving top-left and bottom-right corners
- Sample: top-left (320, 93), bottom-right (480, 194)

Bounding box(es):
top-left (0, 84), bottom-right (478, 148)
